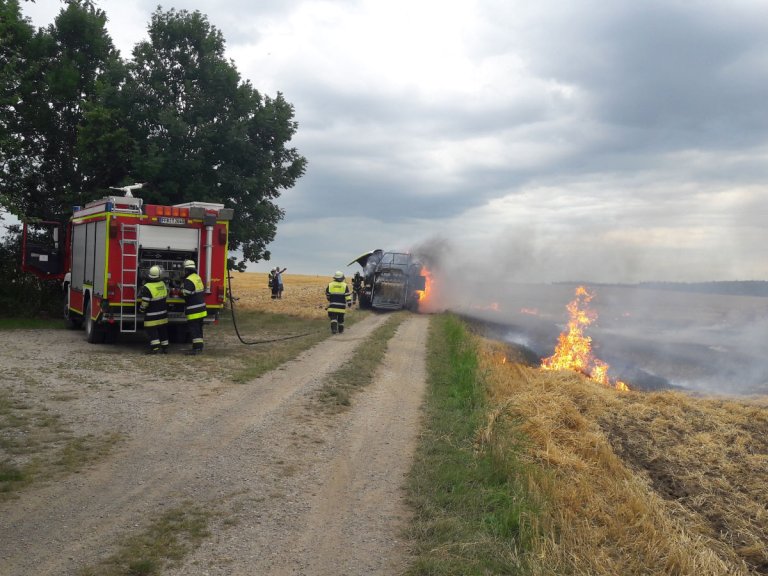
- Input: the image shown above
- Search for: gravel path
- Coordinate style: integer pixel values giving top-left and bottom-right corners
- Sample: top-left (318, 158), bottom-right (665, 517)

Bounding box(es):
top-left (0, 313), bottom-right (430, 576)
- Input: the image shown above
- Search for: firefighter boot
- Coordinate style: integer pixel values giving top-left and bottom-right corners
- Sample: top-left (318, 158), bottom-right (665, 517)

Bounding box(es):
top-left (338, 324), bottom-right (344, 334)
top-left (330, 319), bottom-right (338, 334)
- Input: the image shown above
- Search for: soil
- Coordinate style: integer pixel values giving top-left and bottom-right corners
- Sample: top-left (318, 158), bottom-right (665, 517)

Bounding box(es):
top-left (0, 313), bottom-right (430, 576)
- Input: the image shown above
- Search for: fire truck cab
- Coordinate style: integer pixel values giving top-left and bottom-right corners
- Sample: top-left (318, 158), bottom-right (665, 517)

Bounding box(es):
top-left (22, 194), bottom-right (233, 343)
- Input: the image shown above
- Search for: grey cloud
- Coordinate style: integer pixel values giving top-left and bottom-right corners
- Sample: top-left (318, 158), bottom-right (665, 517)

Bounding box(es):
top-left (521, 2), bottom-right (768, 146)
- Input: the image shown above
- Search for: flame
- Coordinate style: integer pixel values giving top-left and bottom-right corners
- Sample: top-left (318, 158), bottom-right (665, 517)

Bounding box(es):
top-left (417, 266), bottom-right (433, 306)
top-left (520, 307), bottom-right (539, 316)
top-left (541, 286), bottom-right (629, 391)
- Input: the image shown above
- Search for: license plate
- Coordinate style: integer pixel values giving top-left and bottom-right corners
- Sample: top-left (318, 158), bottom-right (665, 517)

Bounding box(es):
top-left (159, 217), bottom-right (186, 225)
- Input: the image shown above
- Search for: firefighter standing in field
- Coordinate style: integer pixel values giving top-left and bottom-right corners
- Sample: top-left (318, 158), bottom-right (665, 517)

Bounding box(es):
top-left (182, 259), bottom-right (207, 355)
top-left (325, 271), bottom-right (352, 334)
top-left (271, 266), bottom-right (287, 299)
top-left (139, 265), bottom-right (169, 354)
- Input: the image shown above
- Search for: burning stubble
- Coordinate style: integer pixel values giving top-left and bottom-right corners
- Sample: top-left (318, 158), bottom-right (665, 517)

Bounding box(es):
top-left (410, 235), bottom-right (768, 395)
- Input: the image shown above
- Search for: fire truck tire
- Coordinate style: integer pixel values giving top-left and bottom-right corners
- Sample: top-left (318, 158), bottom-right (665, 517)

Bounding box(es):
top-left (84, 299), bottom-right (105, 344)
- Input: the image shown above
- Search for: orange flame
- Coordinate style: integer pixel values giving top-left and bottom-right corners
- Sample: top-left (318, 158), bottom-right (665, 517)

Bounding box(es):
top-left (417, 267), bottom-right (433, 306)
top-left (541, 286), bottom-right (629, 391)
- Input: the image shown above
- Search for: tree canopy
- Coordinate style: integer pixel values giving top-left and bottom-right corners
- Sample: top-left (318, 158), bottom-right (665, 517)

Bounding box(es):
top-left (1, 1), bottom-right (306, 269)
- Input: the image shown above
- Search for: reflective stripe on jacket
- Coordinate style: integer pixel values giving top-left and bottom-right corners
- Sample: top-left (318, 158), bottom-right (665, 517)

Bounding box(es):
top-left (182, 273), bottom-right (208, 320)
top-left (140, 280), bottom-right (168, 327)
top-left (326, 281), bottom-right (351, 314)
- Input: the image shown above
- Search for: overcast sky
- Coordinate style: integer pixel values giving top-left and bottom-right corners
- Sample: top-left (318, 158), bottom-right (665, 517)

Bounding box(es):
top-left (20, 0), bottom-right (768, 281)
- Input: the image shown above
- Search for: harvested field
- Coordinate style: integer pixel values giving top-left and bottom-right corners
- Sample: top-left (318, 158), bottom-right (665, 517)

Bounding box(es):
top-left (480, 339), bottom-right (768, 575)
top-left (228, 271), bottom-right (332, 319)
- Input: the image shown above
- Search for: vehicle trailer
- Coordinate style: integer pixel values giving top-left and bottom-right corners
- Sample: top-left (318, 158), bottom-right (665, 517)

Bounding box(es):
top-left (348, 249), bottom-right (426, 311)
top-left (22, 194), bottom-right (233, 343)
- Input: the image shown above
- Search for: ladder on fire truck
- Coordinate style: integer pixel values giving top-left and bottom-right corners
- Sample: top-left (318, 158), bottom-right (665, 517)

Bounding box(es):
top-left (119, 223), bottom-right (140, 333)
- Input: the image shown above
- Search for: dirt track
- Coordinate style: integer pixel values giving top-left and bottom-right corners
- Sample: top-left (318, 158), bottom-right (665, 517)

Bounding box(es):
top-left (0, 313), bottom-right (429, 575)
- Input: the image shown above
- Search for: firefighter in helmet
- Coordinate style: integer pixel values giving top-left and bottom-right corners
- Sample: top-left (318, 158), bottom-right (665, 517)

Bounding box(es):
top-left (325, 271), bottom-right (352, 334)
top-left (351, 271), bottom-right (363, 306)
top-left (139, 265), bottom-right (169, 354)
top-left (182, 259), bottom-right (207, 355)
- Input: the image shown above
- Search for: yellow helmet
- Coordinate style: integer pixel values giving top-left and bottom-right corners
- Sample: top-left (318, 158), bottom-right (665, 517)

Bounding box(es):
top-left (183, 259), bottom-right (196, 270)
top-left (148, 265), bottom-right (162, 279)
top-left (333, 271), bottom-right (344, 281)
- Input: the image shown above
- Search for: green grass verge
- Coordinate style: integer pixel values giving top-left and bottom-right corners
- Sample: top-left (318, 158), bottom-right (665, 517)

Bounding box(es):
top-left (223, 308), bottom-right (370, 384)
top-left (78, 503), bottom-right (212, 576)
top-left (0, 317), bottom-right (64, 330)
top-left (221, 309), bottom-right (330, 383)
top-left (405, 314), bottom-right (540, 575)
top-left (319, 311), bottom-right (407, 408)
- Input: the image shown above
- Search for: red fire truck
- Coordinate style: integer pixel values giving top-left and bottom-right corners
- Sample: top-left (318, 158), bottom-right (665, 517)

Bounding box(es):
top-left (22, 193), bottom-right (233, 343)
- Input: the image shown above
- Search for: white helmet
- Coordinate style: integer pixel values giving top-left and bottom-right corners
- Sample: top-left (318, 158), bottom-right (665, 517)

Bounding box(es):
top-left (148, 265), bottom-right (162, 279)
top-left (333, 271), bottom-right (344, 281)
top-left (183, 259), bottom-right (196, 270)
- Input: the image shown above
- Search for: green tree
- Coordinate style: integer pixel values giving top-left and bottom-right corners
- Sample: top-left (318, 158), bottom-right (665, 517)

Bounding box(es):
top-left (0, 0), bottom-right (34, 213)
top-left (123, 8), bottom-right (306, 268)
top-left (0, 0), bottom-right (122, 221)
top-left (2, 3), bottom-right (304, 275)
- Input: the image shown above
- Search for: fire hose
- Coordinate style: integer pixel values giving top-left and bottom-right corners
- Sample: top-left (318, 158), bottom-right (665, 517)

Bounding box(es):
top-left (225, 265), bottom-right (320, 345)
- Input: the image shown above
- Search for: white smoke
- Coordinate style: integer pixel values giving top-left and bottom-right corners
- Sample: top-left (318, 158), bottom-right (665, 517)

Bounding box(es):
top-left (410, 234), bottom-right (768, 396)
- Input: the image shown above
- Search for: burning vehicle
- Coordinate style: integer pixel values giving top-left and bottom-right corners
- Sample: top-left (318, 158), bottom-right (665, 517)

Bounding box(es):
top-left (348, 249), bottom-right (427, 311)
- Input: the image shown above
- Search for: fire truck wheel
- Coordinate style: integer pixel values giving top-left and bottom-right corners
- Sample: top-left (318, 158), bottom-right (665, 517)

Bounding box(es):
top-left (84, 299), bottom-right (105, 344)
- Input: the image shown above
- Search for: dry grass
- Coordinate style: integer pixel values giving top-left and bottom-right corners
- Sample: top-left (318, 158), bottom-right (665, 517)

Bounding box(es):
top-left (479, 340), bottom-right (768, 575)
top-left (228, 272), bottom-right (333, 320)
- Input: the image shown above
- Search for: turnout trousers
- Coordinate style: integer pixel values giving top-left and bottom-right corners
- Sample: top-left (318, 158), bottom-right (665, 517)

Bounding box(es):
top-left (188, 318), bottom-right (204, 351)
top-left (146, 324), bottom-right (169, 353)
top-left (328, 311), bottom-right (346, 334)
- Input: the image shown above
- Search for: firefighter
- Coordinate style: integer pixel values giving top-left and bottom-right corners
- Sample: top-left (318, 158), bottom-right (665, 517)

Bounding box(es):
top-left (268, 268), bottom-right (276, 297)
top-left (139, 265), bottom-right (169, 354)
top-left (276, 266), bottom-right (286, 299)
top-left (351, 271), bottom-right (363, 306)
top-left (325, 271), bottom-right (352, 334)
top-left (182, 259), bottom-right (207, 355)
top-left (271, 266), bottom-right (286, 299)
